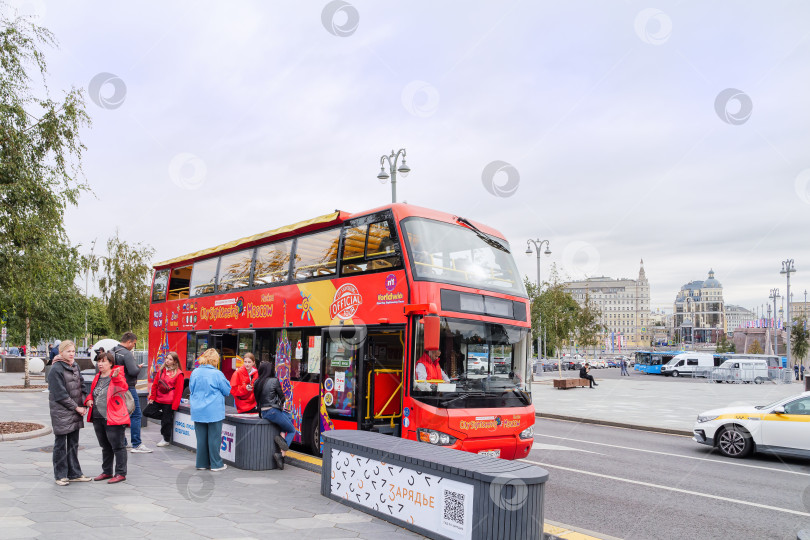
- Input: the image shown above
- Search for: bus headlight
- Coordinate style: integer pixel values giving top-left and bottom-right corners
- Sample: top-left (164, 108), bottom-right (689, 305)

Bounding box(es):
top-left (417, 429), bottom-right (456, 446)
top-left (519, 425), bottom-right (534, 439)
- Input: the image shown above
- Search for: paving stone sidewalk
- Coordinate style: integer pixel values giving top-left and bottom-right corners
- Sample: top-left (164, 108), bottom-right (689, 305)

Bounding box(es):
top-left (0, 373), bottom-right (423, 540)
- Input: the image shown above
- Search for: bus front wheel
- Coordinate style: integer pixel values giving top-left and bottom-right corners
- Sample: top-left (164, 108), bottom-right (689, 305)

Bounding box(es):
top-left (303, 410), bottom-right (322, 457)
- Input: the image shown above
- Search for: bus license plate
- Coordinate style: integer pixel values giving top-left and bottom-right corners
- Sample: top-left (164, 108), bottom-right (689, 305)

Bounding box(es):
top-left (478, 449), bottom-right (500, 457)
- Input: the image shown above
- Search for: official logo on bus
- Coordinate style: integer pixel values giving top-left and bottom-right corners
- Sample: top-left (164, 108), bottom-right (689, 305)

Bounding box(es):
top-left (385, 273), bottom-right (396, 292)
top-left (330, 283), bottom-right (363, 320)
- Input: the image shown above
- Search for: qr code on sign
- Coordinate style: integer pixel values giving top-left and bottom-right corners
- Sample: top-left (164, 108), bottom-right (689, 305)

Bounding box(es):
top-left (442, 489), bottom-right (465, 530)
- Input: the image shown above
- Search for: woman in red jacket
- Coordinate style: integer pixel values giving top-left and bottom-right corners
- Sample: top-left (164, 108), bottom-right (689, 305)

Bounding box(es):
top-left (147, 351), bottom-right (185, 447)
top-left (230, 352), bottom-right (258, 413)
top-left (84, 352), bottom-right (129, 484)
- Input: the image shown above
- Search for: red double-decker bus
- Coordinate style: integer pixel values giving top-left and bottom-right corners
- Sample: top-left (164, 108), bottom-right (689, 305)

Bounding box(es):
top-left (147, 204), bottom-right (534, 459)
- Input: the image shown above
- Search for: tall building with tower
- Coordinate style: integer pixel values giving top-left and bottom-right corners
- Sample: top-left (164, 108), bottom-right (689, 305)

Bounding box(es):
top-left (673, 269), bottom-right (725, 344)
top-left (563, 260), bottom-right (650, 349)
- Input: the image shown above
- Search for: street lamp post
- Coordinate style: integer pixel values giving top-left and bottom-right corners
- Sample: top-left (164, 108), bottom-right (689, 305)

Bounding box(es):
top-left (526, 239), bottom-right (551, 372)
top-left (769, 288), bottom-right (780, 355)
top-left (781, 259), bottom-right (797, 368)
top-left (376, 149), bottom-right (410, 204)
top-left (84, 239), bottom-right (96, 354)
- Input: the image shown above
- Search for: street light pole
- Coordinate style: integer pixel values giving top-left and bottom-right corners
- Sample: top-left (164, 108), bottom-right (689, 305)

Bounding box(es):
top-left (376, 149), bottom-right (410, 204)
top-left (781, 259), bottom-right (797, 368)
top-left (770, 288), bottom-right (780, 355)
top-left (525, 239), bottom-right (551, 370)
top-left (84, 239), bottom-right (96, 354)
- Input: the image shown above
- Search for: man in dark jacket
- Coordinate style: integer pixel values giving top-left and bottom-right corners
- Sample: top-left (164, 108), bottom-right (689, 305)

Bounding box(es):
top-left (112, 332), bottom-right (151, 453)
top-left (579, 363), bottom-right (598, 388)
top-left (47, 341), bottom-right (91, 485)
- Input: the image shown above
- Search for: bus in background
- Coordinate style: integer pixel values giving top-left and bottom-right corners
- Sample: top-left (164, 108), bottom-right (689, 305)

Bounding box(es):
top-left (634, 351), bottom-right (681, 374)
top-left (147, 204), bottom-right (534, 460)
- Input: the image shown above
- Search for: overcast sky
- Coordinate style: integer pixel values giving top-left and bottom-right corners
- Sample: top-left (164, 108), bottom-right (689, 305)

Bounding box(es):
top-left (9, 0), bottom-right (810, 315)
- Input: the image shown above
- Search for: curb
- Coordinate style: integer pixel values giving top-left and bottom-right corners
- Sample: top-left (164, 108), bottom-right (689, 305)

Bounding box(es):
top-left (0, 424), bottom-right (52, 441)
top-left (536, 412), bottom-right (693, 437)
top-left (0, 388), bottom-right (48, 393)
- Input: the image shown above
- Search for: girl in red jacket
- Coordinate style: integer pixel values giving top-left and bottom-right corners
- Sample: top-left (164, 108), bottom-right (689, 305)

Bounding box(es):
top-left (230, 352), bottom-right (258, 413)
top-left (85, 352), bottom-right (129, 483)
top-left (148, 351), bottom-right (185, 447)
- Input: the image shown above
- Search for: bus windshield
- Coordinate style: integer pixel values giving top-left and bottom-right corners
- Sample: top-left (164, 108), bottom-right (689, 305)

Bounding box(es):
top-left (401, 217), bottom-right (526, 296)
top-left (412, 317), bottom-right (531, 409)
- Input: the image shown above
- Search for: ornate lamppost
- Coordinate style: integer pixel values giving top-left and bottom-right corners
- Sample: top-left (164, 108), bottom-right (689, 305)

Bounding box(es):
top-left (376, 149), bottom-right (410, 203)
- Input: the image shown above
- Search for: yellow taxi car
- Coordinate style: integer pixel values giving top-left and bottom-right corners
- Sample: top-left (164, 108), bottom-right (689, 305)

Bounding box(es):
top-left (693, 391), bottom-right (810, 458)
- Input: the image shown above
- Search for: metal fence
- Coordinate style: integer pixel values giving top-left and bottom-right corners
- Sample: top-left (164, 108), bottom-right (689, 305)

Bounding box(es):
top-left (698, 366), bottom-right (793, 384)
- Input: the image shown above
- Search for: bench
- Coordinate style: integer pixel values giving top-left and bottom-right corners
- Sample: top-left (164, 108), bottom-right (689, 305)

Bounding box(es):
top-left (553, 378), bottom-right (591, 389)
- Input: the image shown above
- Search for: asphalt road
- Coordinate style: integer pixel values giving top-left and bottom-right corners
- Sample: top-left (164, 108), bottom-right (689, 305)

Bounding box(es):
top-left (545, 366), bottom-right (735, 384)
top-left (526, 417), bottom-right (810, 539)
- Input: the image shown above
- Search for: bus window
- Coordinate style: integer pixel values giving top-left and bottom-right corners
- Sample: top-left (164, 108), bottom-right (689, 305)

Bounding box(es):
top-left (254, 240), bottom-right (292, 286)
top-left (168, 265), bottom-right (192, 300)
top-left (218, 249), bottom-right (253, 292)
top-left (293, 229), bottom-right (340, 280)
top-left (152, 269), bottom-right (169, 302)
top-left (367, 221), bottom-right (400, 270)
top-left (190, 258), bottom-right (219, 296)
top-left (324, 334), bottom-right (357, 419)
top-left (341, 224), bottom-right (368, 274)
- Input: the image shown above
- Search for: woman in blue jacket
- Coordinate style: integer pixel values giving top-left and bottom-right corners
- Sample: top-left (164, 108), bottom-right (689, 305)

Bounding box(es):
top-left (189, 349), bottom-right (231, 471)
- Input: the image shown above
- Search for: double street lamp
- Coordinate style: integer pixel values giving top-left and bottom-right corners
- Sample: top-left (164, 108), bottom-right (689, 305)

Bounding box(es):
top-left (769, 288), bottom-right (780, 355)
top-left (526, 239), bottom-right (551, 364)
top-left (376, 148), bottom-right (410, 204)
top-left (781, 259), bottom-right (797, 366)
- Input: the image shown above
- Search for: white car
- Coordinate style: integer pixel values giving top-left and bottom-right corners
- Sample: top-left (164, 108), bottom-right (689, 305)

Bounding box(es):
top-left (693, 391), bottom-right (810, 459)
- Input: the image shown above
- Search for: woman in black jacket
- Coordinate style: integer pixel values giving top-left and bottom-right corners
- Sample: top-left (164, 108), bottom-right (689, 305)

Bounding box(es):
top-left (253, 362), bottom-right (297, 469)
top-left (46, 340), bottom-right (92, 485)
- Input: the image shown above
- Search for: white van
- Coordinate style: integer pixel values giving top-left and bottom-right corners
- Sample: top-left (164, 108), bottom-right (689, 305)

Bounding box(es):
top-left (661, 352), bottom-right (715, 377)
top-left (715, 358), bottom-right (770, 384)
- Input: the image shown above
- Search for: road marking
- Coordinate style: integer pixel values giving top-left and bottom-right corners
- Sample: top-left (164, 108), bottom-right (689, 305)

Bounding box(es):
top-left (533, 433), bottom-right (810, 477)
top-left (532, 442), bottom-right (602, 454)
top-left (523, 459), bottom-right (810, 517)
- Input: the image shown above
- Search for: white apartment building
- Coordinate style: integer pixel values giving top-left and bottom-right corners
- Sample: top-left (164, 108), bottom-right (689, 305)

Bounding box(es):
top-left (564, 260), bottom-right (650, 349)
top-left (724, 304), bottom-right (756, 334)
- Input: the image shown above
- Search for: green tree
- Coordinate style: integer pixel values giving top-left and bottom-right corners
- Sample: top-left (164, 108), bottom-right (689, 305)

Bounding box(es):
top-left (576, 293), bottom-right (604, 359)
top-left (0, 9), bottom-right (90, 385)
top-left (525, 266), bottom-right (582, 361)
top-left (747, 339), bottom-right (764, 355)
top-left (86, 296), bottom-right (111, 343)
top-left (99, 231), bottom-right (154, 336)
top-left (792, 317), bottom-right (809, 372)
top-left (716, 333), bottom-right (736, 353)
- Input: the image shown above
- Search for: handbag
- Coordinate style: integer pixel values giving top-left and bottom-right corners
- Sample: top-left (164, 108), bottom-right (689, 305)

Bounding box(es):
top-left (143, 401), bottom-right (163, 419)
top-left (122, 389), bottom-right (136, 415)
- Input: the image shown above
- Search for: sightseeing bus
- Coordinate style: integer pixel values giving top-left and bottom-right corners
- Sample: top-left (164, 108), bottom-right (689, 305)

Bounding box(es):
top-left (147, 204), bottom-right (534, 459)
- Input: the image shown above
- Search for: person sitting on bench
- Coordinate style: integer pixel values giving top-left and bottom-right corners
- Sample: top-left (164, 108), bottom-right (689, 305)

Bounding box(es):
top-left (579, 363), bottom-right (598, 388)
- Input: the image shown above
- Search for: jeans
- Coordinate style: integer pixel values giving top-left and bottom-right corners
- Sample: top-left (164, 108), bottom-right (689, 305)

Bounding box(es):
top-left (194, 421), bottom-right (223, 469)
top-left (92, 417), bottom-right (127, 476)
top-left (124, 387), bottom-right (143, 447)
top-left (262, 408), bottom-right (296, 448)
top-left (53, 429), bottom-right (83, 480)
top-left (621, 366), bottom-right (629, 376)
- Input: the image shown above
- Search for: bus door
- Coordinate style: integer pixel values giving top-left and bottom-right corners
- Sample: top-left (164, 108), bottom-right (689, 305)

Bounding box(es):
top-left (210, 331), bottom-right (238, 381)
top-left (321, 327), bottom-right (365, 430)
top-left (362, 327), bottom-right (405, 436)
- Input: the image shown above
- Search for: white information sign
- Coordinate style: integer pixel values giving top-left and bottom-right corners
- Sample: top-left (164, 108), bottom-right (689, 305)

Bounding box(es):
top-left (173, 411), bottom-right (236, 463)
top-left (330, 449), bottom-right (474, 540)
top-left (335, 371), bottom-right (346, 392)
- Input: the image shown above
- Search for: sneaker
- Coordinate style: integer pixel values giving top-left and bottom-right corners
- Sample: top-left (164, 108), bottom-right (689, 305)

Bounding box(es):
top-left (68, 475), bottom-right (92, 482)
top-left (55, 478), bottom-right (69, 486)
top-left (211, 464), bottom-right (227, 472)
top-left (94, 473), bottom-right (113, 481)
top-left (107, 475), bottom-right (126, 484)
top-left (196, 467), bottom-right (207, 470)
top-left (156, 440), bottom-right (170, 447)
top-left (274, 453), bottom-right (284, 470)
top-left (124, 441), bottom-right (132, 448)
top-left (274, 435), bottom-right (290, 453)
top-left (131, 444), bottom-right (153, 453)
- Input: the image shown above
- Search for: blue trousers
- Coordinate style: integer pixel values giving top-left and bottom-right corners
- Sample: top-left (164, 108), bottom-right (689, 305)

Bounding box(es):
top-left (125, 387), bottom-right (142, 447)
top-left (261, 408), bottom-right (296, 448)
top-left (194, 421), bottom-right (223, 469)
